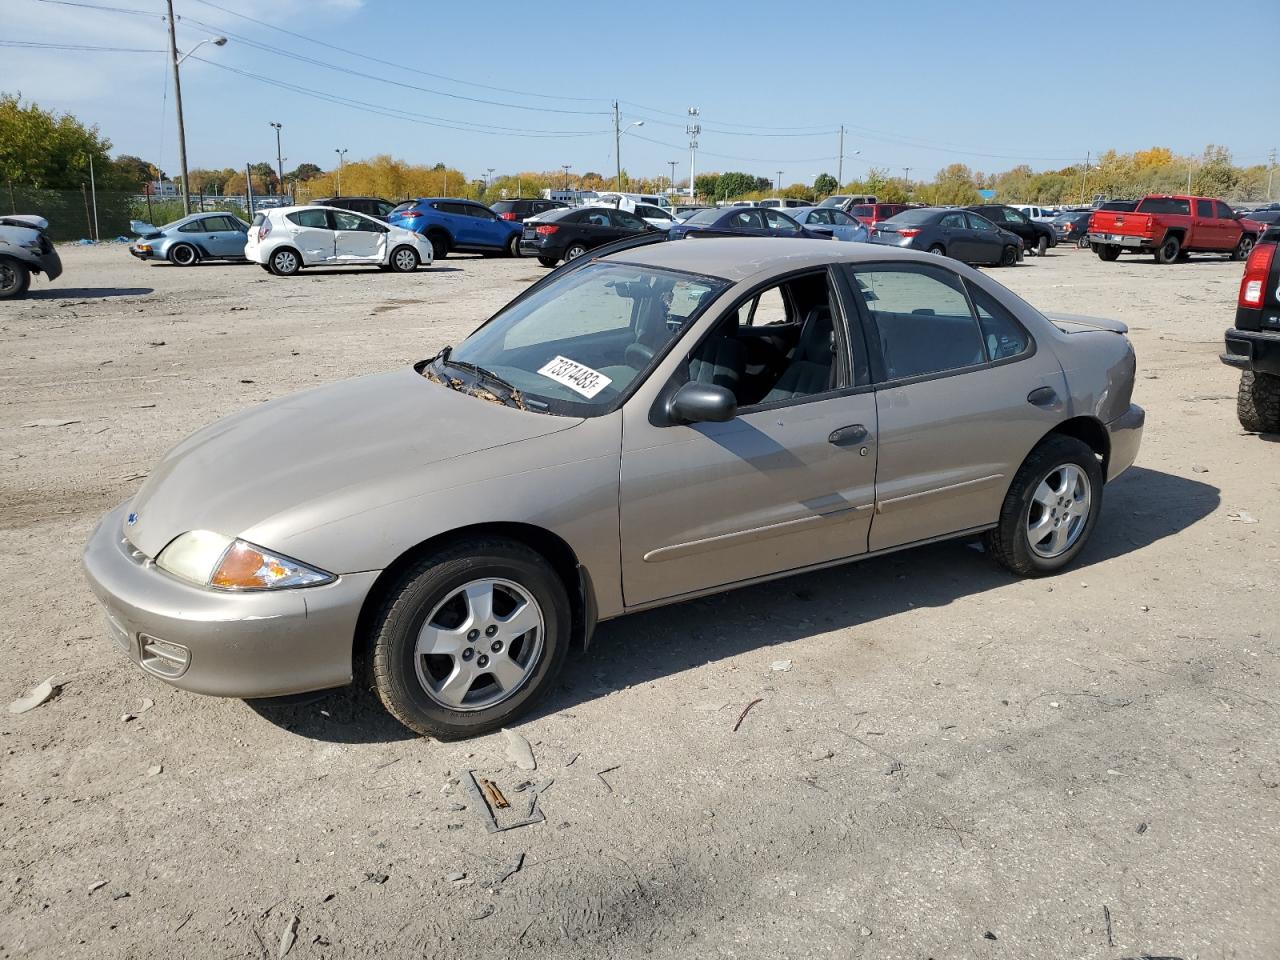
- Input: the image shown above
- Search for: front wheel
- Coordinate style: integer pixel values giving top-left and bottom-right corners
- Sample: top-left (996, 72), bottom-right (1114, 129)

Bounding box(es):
top-left (0, 258), bottom-right (31, 299)
top-left (983, 435), bottom-right (1103, 577)
top-left (1231, 234), bottom-right (1255, 262)
top-left (367, 539), bottom-right (571, 740)
top-left (389, 245), bottom-right (419, 273)
top-left (1237, 371), bottom-right (1280, 433)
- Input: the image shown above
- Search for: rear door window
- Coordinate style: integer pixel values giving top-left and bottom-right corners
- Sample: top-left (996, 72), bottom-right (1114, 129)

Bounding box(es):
top-left (612, 210), bottom-right (648, 231)
top-left (967, 282), bottom-right (1031, 361)
top-left (1136, 197), bottom-right (1191, 215)
top-left (287, 209), bottom-right (331, 229)
top-left (850, 264), bottom-right (985, 380)
top-left (762, 209), bottom-right (802, 233)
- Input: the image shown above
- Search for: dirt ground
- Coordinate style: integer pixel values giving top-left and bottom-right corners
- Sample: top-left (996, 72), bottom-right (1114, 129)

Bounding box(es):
top-left (1, 241), bottom-right (1276, 960)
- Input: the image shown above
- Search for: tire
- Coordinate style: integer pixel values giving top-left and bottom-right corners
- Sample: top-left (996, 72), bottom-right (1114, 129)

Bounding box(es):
top-left (0, 258), bottom-right (31, 299)
top-left (564, 242), bottom-right (588, 261)
top-left (1077, 236), bottom-right (1091, 249)
top-left (927, 243), bottom-right (946, 256)
top-left (537, 256), bottom-right (559, 268)
top-left (506, 233), bottom-right (522, 258)
top-left (260, 263), bottom-right (273, 272)
top-left (167, 243), bottom-right (198, 267)
top-left (1231, 234), bottom-right (1256, 262)
top-left (268, 247), bottom-right (301, 276)
top-left (1154, 234), bottom-right (1181, 264)
top-left (1237, 371), bottom-right (1280, 433)
top-left (367, 538), bottom-right (571, 740)
top-left (389, 245), bottom-right (419, 273)
top-left (428, 234), bottom-right (450, 261)
top-left (998, 245), bottom-right (1018, 267)
top-left (1096, 245), bottom-right (1121, 262)
top-left (1035, 235), bottom-right (1048, 257)
top-left (983, 435), bottom-right (1104, 577)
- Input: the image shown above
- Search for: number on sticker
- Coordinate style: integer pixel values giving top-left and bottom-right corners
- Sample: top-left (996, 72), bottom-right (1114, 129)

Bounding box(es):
top-left (537, 355), bottom-right (612, 399)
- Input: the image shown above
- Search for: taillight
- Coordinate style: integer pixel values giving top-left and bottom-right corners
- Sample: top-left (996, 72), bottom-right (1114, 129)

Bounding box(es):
top-left (898, 228), bottom-right (921, 238)
top-left (258, 219), bottom-right (271, 242)
top-left (497, 212), bottom-right (517, 220)
top-left (535, 225), bottom-right (559, 236)
top-left (1239, 242), bottom-right (1276, 307)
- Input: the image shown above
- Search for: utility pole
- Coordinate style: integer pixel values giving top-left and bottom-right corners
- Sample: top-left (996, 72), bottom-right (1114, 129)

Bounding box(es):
top-left (561, 164), bottom-right (571, 191)
top-left (245, 162), bottom-right (255, 219)
top-left (164, 0), bottom-right (189, 215)
top-left (903, 167), bottom-right (911, 183)
top-left (837, 125), bottom-right (844, 184)
top-left (1268, 148), bottom-right (1276, 201)
top-left (614, 101), bottom-right (622, 192)
top-left (486, 167), bottom-right (495, 192)
top-left (776, 170), bottom-right (783, 193)
top-left (686, 107), bottom-right (700, 200)
top-left (1079, 151), bottom-right (1090, 204)
top-left (87, 153), bottom-right (99, 241)
top-left (334, 147), bottom-right (347, 194)
top-left (668, 160), bottom-right (678, 198)
top-left (270, 122), bottom-right (283, 195)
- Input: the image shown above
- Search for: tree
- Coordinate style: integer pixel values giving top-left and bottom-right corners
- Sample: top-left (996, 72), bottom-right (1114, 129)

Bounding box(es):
top-left (813, 172), bottom-right (838, 197)
top-left (0, 91), bottom-right (129, 189)
top-left (694, 173), bottom-right (720, 199)
top-left (248, 161), bottom-right (279, 194)
top-left (716, 171), bottom-right (761, 199)
top-left (113, 155), bottom-right (163, 190)
top-left (286, 162), bottom-right (323, 182)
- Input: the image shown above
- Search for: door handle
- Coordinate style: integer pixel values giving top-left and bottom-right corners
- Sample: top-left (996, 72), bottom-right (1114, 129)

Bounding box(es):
top-left (828, 424), bottom-right (869, 446)
top-left (1027, 386), bottom-right (1062, 410)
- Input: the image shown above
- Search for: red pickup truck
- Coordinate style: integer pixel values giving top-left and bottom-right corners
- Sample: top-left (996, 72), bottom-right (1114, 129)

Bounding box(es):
top-left (1088, 195), bottom-right (1259, 264)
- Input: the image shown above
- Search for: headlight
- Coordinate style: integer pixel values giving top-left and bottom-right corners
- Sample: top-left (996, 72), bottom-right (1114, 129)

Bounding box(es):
top-left (156, 531), bottom-right (335, 591)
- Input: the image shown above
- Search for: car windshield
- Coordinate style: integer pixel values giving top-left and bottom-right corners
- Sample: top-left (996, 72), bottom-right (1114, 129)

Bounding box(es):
top-left (440, 262), bottom-right (728, 417)
top-left (683, 208), bottom-right (725, 225)
top-left (818, 196), bottom-right (846, 208)
top-left (883, 209), bottom-right (937, 226)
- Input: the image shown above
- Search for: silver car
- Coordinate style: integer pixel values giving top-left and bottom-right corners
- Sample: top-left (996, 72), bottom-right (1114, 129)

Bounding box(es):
top-left (129, 212), bottom-right (250, 266)
top-left (83, 238), bottom-right (1144, 739)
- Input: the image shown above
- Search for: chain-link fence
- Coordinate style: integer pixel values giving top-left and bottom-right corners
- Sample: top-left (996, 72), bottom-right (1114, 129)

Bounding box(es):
top-left (3, 182), bottom-right (139, 242)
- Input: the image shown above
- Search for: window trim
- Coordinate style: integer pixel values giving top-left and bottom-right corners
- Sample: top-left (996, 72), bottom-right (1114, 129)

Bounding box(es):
top-left (841, 260), bottom-right (1037, 387)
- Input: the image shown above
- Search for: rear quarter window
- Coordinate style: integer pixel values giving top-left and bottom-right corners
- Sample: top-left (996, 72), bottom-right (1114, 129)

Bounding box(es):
top-left (1136, 197), bottom-right (1190, 215)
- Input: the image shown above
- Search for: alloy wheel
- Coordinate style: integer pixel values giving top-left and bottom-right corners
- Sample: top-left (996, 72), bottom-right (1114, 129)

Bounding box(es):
top-left (171, 245), bottom-right (196, 266)
top-left (413, 578), bottom-right (544, 712)
top-left (1026, 463), bottom-right (1091, 559)
top-left (393, 248), bottom-right (417, 271)
top-left (272, 250), bottom-right (298, 274)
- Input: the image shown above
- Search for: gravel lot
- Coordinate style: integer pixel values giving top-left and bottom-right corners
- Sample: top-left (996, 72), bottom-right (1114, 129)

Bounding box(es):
top-left (2, 243), bottom-right (1276, 959)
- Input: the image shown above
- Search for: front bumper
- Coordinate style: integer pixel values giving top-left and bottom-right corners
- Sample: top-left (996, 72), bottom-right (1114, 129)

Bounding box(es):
top-left (1222, 327), bottom-right (1280, 376)
top-left (1087, 232), bottom-right (1154, 249)
top-left (1104, 403), bottom-right (1144, 481)
top-left (82, 502), bottom-right (379, 699)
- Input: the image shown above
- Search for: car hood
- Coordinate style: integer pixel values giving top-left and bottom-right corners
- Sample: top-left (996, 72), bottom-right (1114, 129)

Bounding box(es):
top-left (123, 367), bottom-right (582, 560)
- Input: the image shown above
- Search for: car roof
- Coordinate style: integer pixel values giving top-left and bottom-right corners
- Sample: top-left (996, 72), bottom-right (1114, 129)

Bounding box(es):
top-left (601, 236), bottom-right (937, 282)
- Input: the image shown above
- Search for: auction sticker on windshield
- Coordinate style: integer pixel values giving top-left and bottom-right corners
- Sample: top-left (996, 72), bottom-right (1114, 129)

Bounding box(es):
top-left (537, 356), bottom-right (612, 399)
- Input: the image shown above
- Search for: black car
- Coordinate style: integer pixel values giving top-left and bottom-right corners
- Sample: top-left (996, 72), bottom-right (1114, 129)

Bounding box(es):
top-left (520, 206), bottom-right (657, 266)
top-left (1244, 209), bottom-right (1280, 228)
top-left (966, 204), bottom-right (1056, 256)
top-left (871, 207), bottom-right (1022, 266)
top-left (1052, 210), bottom-right (1094, 247)
top-left (668, 206), bottom-right (829, 240)
top-left (490, 198), bottom-right (569, 223)
top-left (1222, 224), bottom-right (1280, 432)
top-left (312, 196), bottom-right (396, 220)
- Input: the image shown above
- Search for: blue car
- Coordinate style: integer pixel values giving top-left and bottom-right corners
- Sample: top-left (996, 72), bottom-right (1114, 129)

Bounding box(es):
top-left (667, 205), bottom-right (829, 240)
top-left (128, 212), bottom-right (250, 266)
top-left (386, 198), bottom-right (524, 260)
top-left (786, 206), bottom-right (871, 243)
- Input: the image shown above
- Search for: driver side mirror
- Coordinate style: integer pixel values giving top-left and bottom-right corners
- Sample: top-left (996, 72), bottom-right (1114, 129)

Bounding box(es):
top-left (667, 381), bottom-right (737, 424)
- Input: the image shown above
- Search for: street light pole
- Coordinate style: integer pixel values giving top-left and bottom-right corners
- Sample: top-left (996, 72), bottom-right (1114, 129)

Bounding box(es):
top-left (486, 167), bottom-right (495, 192)
top-left (668, 160), bottom-right (677, 199)
top-left (612, 103), bottom-right (644, 192)
top-left (270, 122), bottom-right (283, 196)
top-left (837, 125), bottom-right (844, 184)
top-left (687, 107), bottom-right (700, 200)
top-left (164, 1), bottom-right (227, 215)
top-left (776, 170), bottom-right (783, 193)
top-left (334, 148), bottom-right (347, 194)
top-left (561, 164), bottom-right (571, 191)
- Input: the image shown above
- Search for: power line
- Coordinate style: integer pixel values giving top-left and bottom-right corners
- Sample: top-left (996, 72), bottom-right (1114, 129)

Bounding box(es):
top-left (187, 0), bottom-right (608, 109)
top-left (188, 56), bottom-right (610, 139)
top-left (29, 0), bottom-right (162, 17)
top-left (0, 39), bottom-right (165, 52)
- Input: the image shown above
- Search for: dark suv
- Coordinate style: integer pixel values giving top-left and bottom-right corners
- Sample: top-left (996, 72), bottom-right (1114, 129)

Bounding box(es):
top-left (387, 198), bottom-right (524, 259)
top-left (1222, 225), bottom-right (1280, 432)
top-left (966, 204), bottom-right (1057, 256)
top-left (490, 198), bottom-right (569, 223)
top-left (312, 196), bottom-right (396, 220)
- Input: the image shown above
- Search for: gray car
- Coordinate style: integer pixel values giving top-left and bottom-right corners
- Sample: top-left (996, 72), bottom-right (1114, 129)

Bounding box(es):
top-left (129, 212), bottom-right (250, 266)
top-left (0, 214), bottom-right (62, 299)
top-left (871, 207), bottom-right (1023, 266)
top-left (83, 238), bottom-right (1144, 739)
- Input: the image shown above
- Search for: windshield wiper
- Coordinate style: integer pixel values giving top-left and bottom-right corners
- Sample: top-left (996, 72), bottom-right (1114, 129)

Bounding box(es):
top-left (431, 347), bottom-right (528, 410)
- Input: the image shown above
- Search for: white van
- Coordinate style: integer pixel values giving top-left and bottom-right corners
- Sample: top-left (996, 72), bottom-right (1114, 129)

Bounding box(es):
top-left (1011, 204), bottom-right (1058, 223)
top-left (594, 191), bottom-right (671, 210)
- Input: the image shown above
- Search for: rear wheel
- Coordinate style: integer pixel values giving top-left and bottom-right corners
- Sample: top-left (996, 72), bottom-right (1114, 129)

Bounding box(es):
top-left (1237, 371), bottom-right (1280, 433)
top-left (1077, 236), bottom-right (1091, 249)
top-left (506, 233), bottom-right (522, 258)
top-left (367, 539), bottom-right (571, 740)
top-left (428, 234), bottom-right (450, 261)
top-left (564, 242), bottom-right (588, 261)
top-left (999, 245), bottom-right (1018, 267)
top-left (0, 258), bottom-right (31, 299)
top-left (1231, 234), bottom-right (1255, 261)
top-left (268, 247), bottom-right (301, 276)
top-left (927, 243), bottom-right (946, 256)
top-left (537, 256), bottom-right (559, 268)
top-left (1154, 234), bottom-right (1181, 264)
top-left (1096, 245), bottom-right (1121, 261)
top-left (984, 435), bottom-right (1103, 577)
top-left (168, 243), bottom-right (198, 267)
top-left (1035, 235), bottom-right (1048, 257)
top-left (389, 245), bottom-right (419, 273)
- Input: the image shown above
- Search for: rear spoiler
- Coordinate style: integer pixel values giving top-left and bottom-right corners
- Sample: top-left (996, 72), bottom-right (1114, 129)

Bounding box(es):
top-left (1, 214), bottom-right (48, 232)
top-left (1044, 312), bottom-right (1129, 335)
top-left (129, 219), bottom-right (161, 237)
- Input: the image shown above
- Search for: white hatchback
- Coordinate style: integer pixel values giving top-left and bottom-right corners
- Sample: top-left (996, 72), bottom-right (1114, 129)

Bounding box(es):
top-left (246, 205), bottom-right (434, 276)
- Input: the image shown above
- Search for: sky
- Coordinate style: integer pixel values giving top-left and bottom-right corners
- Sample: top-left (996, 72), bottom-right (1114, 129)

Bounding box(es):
top-left (4, 0), bottom-right (1277, 187)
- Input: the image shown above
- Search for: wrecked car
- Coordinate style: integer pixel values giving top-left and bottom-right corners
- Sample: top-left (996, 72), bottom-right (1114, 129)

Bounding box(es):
top-left (83, 237), bottom-right (1144, 739)
top-left (128, 212), bottom-right (249, 266)
top-left (0, 215), bottom-right (62, 299)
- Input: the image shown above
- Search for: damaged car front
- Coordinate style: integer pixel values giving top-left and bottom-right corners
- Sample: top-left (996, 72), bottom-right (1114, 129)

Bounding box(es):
top-left (0, 215), bottom-right (62, 299)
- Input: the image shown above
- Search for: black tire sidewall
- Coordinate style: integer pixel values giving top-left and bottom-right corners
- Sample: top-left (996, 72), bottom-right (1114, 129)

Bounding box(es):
top-left (538, 256), bottom-right (559, 268)
top-left (372, 544), bottom-right (570, 739)
top-left (169, 244), bottom-right (197, 266)
top-left (507, 233), bottom-right (521, 257)
top-left (1157, 236), bottom-right (1180, 263)
top-left (0, 258), bottom-right (30, 298)
top-left (429, 235), bottom-right (449, 260)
